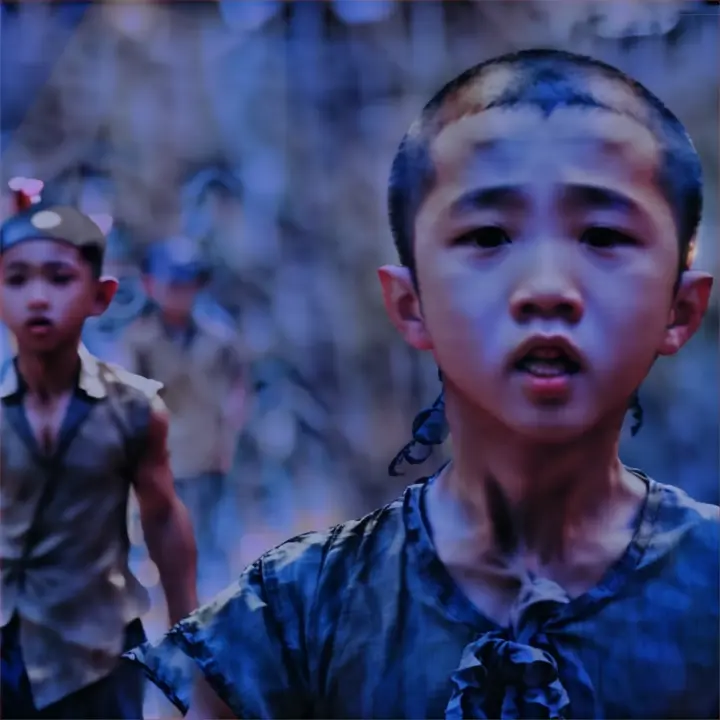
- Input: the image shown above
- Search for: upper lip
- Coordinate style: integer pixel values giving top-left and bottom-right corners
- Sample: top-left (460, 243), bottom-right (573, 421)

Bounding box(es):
top-left (510, 334), bottom-right (586, 370)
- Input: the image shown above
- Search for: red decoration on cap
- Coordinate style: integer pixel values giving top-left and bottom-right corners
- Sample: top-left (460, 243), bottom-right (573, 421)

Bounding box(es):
top-left (8, 177), bottom-right (44, 213)
top-left (13, 189), bottom-right (33, 213)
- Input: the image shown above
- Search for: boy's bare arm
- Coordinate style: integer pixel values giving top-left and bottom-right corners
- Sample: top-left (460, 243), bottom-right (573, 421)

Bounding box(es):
top-left (133, 399), bottom-right (235, 719)
top-left (186, 671), bottom-right (236, 720)
top-left (133, 394), bottom-right (198, 624)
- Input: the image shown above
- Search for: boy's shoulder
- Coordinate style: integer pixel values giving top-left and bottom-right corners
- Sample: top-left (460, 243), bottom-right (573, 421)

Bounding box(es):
top-left (652, 479), bottom-right (719, 552)
top-left (252, 487), bottom-right (414, 602)
top-left (634, 479), bottom-right (719, 627)
top-left (79, 346), bottom-right (163, 403)
top-left (631, 476), bottom-right (720, 590)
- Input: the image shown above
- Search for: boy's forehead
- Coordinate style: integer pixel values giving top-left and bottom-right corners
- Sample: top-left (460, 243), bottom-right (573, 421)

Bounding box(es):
top-left (2, 238), bottom-right (83, 265)
top-left (435, 67), bottom-right (650, 129)
top-left (428, 104), bottom-right (661, 193)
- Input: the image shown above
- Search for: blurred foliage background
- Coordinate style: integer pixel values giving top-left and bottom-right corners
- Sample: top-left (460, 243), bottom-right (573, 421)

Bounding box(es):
top-left (1, 0), bottom-right (717, 598)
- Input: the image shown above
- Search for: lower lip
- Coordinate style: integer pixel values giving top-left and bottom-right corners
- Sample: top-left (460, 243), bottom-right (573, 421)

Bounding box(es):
top-left (27, 324), bottom-right (52, 337)
top-left (519, 371), bottom-right (574, 398)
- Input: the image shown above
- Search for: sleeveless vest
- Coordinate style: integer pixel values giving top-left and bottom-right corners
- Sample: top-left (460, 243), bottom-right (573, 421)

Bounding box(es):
top-left (0, 346), bottom-right (160, 709)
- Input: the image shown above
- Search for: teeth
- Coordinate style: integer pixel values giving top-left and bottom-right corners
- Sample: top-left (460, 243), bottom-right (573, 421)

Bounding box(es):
top-left (514, 344), bottom-right (581, 376)
top-left (522, 359), bottom-right (568, 377)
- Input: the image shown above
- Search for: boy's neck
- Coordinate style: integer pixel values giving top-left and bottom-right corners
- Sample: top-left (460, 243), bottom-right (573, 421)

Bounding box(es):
top-left (430, 393), bottom-right (646, 571)
top-left (16, 343), bottom-right (81, 400)
top-left (160, 310), bottom-right (192, 332)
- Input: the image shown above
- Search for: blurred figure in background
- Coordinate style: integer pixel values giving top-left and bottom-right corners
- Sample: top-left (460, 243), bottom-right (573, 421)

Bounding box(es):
top-left (82, 222), bottom-right (148, 360)
top-left (117, 235), bottom-right (248, 599)
top-left (181, 166), bottom-right (248, 320)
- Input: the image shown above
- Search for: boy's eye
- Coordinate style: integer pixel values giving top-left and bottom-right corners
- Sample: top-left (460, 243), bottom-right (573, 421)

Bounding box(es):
top-left (50, 273), bottom-right (74, 285)
top-left (4, 275), bottom-right (26, 287)
top-left (581, 227), bottom-right (636, 249)
top-left (456, 227), bottom-right (511, 249)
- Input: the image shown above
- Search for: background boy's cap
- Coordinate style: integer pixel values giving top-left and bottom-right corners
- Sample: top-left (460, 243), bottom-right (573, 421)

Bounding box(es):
top-left (0, 203), bottom-right (107, 257)
top-left (143, 235), bottom-right (211, 283)
top-left (182, 166), bottom-right (243, 206)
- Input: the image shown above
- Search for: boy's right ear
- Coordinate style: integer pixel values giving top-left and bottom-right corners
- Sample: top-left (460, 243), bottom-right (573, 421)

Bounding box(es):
top-left (377, 265), bottom-right (433, 351)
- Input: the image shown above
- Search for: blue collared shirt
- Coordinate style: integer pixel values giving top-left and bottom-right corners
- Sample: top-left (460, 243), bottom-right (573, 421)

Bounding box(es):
top-left (126, 470), bottom-right (719, 719)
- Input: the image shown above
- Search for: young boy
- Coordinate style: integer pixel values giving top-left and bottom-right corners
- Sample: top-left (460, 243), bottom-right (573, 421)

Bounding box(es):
top-left (126, 49), bottom-right (718, 719)
top-left (116, 235), bottom-right (247, 598)
top-left (0, 198), bottom-right (199, 718)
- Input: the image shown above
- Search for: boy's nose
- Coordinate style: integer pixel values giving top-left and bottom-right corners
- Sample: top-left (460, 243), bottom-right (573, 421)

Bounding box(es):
top-left (509, 250), bottom-right (584, 324)
top-left (26, 282), bottom-right (50, 309)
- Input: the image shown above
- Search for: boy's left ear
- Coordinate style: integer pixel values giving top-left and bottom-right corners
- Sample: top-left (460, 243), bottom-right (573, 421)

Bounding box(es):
top-left (377, 265), bottom-right (434, 351)
top-left (657, 270), bottom-right (714, 356)
top-left (91, 276), bottom-right (119, 317)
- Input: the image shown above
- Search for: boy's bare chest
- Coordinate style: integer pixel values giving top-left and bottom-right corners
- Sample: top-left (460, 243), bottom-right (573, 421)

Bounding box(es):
top-left (445, 526), bottom-right (635, 628)
top-left (23, 392), bottom-right (73, 455)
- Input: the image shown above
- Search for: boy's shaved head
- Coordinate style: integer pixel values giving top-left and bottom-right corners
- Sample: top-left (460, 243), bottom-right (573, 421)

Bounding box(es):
top-left (389, 48), bottom-right (702, 281)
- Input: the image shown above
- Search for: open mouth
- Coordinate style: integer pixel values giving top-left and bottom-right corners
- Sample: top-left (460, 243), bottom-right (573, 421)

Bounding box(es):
top-left (26, 318), bottom-right (53, 332)
top-left (515, 350), bottom-right (581, 377)
top-left (512, 339), bottom-right (584, 378)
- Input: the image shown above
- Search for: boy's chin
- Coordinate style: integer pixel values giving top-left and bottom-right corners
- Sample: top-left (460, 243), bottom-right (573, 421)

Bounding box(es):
top-left (15, 330), bottom-right (74, 354)
top-left (18, 339), bottom-right (61, 354)
top-left (506, 410), bottom-right (600, 444)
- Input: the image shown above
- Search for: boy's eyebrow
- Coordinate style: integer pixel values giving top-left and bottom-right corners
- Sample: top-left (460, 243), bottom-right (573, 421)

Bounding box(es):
top-left (562, 184), bottom-right (640, 215)
top-left (3, 260), bottom-right (76, 272)
top-left (448, 183), bottom-right (641, 217)
top-left (2, 260), bottom-right (28, 272)
top-left (449, 186), bottom-right (525, 217)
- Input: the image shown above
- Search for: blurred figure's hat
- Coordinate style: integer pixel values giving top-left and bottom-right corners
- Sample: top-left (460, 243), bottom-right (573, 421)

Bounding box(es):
top-left (181, 166), bottom-right (244, 243)
top-left (182, 167), bottom-right (243, 206)
top-left (0, 181), bottom-right (106, 259)
top-left (143, 235), bottom-right (211, 283)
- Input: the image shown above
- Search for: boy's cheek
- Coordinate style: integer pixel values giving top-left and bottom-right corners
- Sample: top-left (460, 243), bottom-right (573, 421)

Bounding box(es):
top-left (426, 316), bottom-right (498, 377)
top-left (0, 293), bottom-right (15, 324)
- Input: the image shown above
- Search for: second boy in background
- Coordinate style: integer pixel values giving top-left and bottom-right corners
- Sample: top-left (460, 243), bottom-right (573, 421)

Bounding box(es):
top-left (116, 235), bottom-right (248, 599)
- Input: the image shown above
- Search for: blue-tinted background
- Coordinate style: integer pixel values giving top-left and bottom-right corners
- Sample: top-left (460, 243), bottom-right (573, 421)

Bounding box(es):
top-left (1, 2), bottom-right (717, 713)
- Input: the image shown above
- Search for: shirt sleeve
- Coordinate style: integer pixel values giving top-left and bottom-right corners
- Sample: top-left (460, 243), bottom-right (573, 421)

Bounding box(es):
top-left (124, 554), bottom-right (315, 718)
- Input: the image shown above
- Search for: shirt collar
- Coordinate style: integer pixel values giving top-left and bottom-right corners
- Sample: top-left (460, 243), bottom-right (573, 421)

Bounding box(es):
top-left (156, 311), bottom-right (199, 349)
top-left (0, 344), bottom-right (107, 400)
